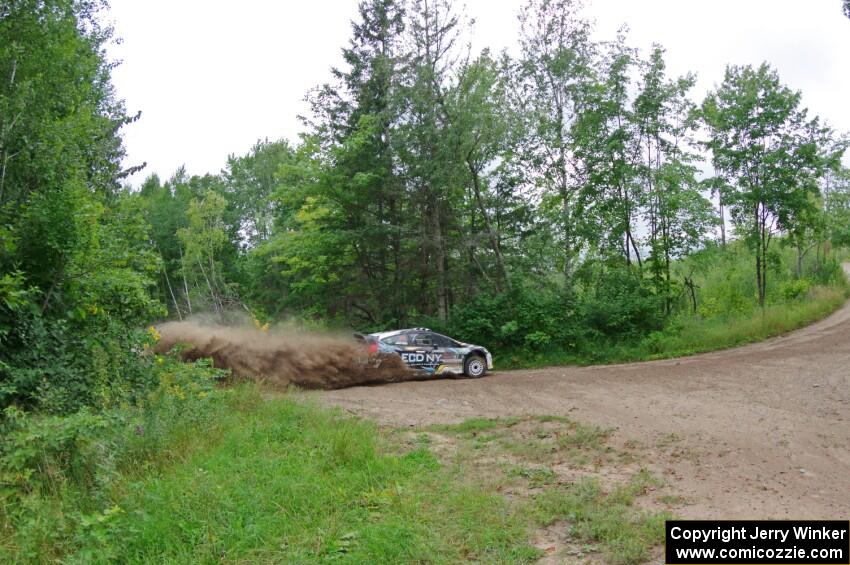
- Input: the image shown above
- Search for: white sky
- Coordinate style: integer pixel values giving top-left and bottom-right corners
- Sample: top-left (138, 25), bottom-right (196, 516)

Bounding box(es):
top-left (107, 0), bottom-right (850, 184)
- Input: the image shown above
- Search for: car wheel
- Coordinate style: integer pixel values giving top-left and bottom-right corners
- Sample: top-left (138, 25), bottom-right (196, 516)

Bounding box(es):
top-left (464, 355), bottom-right (487, 378)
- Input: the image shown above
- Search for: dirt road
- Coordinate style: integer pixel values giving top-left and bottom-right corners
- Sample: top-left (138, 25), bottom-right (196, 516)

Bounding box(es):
top-left (316, 265), bottom-right (850, 519)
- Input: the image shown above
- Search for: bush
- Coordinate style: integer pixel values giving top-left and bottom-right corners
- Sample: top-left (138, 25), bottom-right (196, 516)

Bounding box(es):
top-left (439, 283), bottom-right (581, 352)
top-left (779, 279), bottom-right (810, 301)
top-left (0, 356), bottom-right (223, 534)
top-left (0, 312), bottom-right (160, 414)
top-left (578, 264), bottom-right (664, 340)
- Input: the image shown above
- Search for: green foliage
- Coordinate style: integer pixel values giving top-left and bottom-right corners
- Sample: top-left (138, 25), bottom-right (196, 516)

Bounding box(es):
top-left (0, 352), bottom-right (225, 562)
top-left (778, 278), bottom-right (810, 301)
top-left (0, 0), bottom-right (168, 414)
top-left (578, 264), bottom-right (665, 340)
top-left (495, 243), bottom-right (848, 368)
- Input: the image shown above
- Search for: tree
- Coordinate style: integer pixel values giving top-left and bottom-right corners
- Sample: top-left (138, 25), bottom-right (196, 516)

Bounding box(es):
top-left (177, 190), bottom-right (231, 318)
top-left (394, 0), bottom-right (466, 323)
top-left (824, 166), bottom-right (850, 250)
top-left (299, 0), bottom-right (408, 325)
top-left (223, 139), bottom-right (297, 248)
top-left (701, 63), bottom-right (840, 306)
top-left (516, 0), bottom-right (593, 289)
top-left (448, 52), bottom-right (513, 291)
top-left (0, 0), bottom-right (166, 412)
top-left (571, 31), bottom-right (643, 266)
top-left (633, 45), bottom-right (714, 310)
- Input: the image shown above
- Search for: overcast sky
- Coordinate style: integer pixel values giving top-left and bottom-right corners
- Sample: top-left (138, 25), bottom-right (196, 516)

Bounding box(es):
top-left (107, 0), bottom-right (850, 184)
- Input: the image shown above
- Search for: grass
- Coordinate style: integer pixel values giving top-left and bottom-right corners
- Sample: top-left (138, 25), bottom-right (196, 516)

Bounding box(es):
top-left (640, 286), bottom-right (848, 359)
top-left (423, 415), bottom-right (670, 563)
top-left (1, 388), bottom-right (671, 564)
top-left (530, 474), bottom-right (669, 565)
top-left (3, 387), bottom-right (541, 564)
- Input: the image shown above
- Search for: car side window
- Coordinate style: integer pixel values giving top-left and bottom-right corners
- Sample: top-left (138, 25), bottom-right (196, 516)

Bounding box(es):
top-left (409, 333), bottom-right (433, 347)
top-left (429, 333), bottom-right (455, 348)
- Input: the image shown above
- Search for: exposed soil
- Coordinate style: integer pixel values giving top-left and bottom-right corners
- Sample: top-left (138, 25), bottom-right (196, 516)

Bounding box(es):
top-left (315, 265), bottom-right (850, 520)
top-left (155, 322), bottom-right (413, 389)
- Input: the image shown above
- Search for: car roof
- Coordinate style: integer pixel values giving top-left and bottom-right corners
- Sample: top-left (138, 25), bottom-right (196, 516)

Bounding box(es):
top-left (368, 328), bottom-right (432, 339)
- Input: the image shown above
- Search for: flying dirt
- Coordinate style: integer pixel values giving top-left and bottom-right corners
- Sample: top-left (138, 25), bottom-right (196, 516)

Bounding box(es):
top-left (154, 321), bottom-right (413, 389)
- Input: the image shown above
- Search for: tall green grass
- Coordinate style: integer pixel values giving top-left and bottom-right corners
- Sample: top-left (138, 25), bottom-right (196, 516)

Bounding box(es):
top-left (639, 286), bottom-right (847, 359)
top-left (1, 384), bottom-right (541, 564)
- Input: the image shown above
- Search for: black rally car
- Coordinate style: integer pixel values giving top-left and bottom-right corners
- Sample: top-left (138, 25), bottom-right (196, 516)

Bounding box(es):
top-left (358, 328), bottom-right (493, 378)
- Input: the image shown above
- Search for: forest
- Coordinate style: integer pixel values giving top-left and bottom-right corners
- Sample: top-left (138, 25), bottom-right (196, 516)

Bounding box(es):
top-left (122, 0), bottom-right (850, 364)
top-left (1, 0), bottom-right (850, 562)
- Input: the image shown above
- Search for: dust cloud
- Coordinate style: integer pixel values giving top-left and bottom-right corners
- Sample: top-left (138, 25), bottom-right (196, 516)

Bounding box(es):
top-left (154, 321), bottom-right (413, 390)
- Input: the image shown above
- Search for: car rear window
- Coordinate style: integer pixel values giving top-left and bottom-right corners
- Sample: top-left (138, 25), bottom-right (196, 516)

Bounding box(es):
top-left (381, 334), bottom-right (409, 345)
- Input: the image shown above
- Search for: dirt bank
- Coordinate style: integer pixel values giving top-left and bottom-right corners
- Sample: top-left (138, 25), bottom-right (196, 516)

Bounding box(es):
top-left (315, 265), bottom-right (850, 519)
top-left (155, 321), bottom-right (412, 389)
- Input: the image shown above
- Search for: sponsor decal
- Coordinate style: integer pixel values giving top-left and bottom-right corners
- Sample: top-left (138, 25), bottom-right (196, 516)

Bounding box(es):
top-left (400, 352), bottom-right (442, 366)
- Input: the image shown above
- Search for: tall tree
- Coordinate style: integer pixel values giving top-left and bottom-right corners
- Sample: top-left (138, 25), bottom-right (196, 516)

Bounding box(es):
top-left (395, 0), bottom-right (465, 323)
top-left (448, 52), bottom-right (512, 291)
top-left (301, 0), bottom-right (407, 325)
top-left (701, 63), bottom-right (840, 306)
top-left (516, 0), bottom-right (593, 289)
top-left (633, 45), bottom-right (714, 310)
top-left (572, 32), bottom-right (643, 266)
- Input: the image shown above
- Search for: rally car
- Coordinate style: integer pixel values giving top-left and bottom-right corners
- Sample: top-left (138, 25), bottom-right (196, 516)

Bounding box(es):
top-left (357, 328), bottom-right (493, 378)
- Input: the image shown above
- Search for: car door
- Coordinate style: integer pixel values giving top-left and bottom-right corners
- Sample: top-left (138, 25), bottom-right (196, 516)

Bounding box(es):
top-left (398, 332), bottom-right (440, 373)
top-left (429, 332), bottom-right (464, 375)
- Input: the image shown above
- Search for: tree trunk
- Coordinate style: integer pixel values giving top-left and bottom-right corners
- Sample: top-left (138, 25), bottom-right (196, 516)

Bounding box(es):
top-left (467, 158), bottom-right (507, 291)
top-left (431, 195), bottom-right (448, 324)
top-left (162, 260), bottom-right (182, 320)
top-left (755, 205), bottom-right (765, 308)
top-left (178, 245), bottom-right (193, 315)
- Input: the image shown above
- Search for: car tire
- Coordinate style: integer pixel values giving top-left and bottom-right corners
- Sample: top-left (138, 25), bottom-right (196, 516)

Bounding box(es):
top-left (463, 354), bottom-right (487, 378)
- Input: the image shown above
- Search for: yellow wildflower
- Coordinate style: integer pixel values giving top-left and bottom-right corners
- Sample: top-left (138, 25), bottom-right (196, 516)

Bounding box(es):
top-left (147, 326), bottom-right (161, 343)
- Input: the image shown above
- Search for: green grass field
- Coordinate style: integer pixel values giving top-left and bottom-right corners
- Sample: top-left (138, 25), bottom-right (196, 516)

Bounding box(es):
top-left (1, 385), bottom-right (671, 564)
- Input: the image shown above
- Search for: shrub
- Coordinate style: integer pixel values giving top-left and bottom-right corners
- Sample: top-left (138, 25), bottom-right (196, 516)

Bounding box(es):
top-left (440, 283), bottom-right (580, 351)
top-left (779, 279), bottom-right (810, 301)
top-left (524, 331), bottom-right (552, 350)
top-left (578, 265), bottom-right (664, 339)
top-left (0, 354), bottom-right (226, 562)
top-left (0, 309), bottom-right (163, 415)
top-left (0, 354), bottom-right (223, 490)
